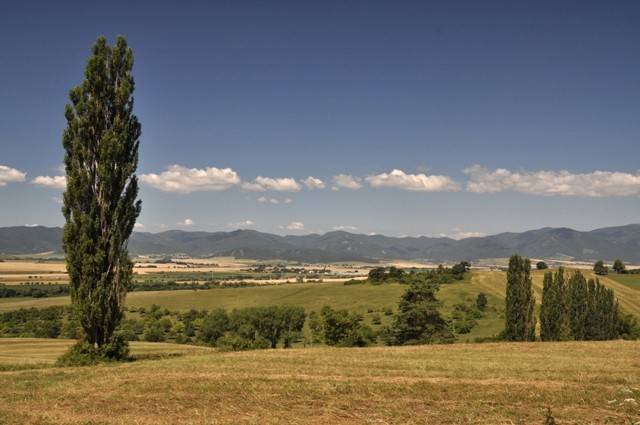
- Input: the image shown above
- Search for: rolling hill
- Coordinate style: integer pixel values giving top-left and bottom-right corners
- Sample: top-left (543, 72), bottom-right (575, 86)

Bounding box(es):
top-left (1, 224), bottom-right (639, 262)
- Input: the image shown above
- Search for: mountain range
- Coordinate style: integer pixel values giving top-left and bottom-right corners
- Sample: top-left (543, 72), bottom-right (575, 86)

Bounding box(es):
top-left (1, 224), bottom-right (639, 263)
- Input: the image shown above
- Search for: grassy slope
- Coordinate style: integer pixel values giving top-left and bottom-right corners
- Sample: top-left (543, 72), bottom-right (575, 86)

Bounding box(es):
top-left (0, 340), bottom-right (638, 424)
top-left (0, 338), bottom-right (213, 366)
top-left (1, 270), bottom-right (637, 341)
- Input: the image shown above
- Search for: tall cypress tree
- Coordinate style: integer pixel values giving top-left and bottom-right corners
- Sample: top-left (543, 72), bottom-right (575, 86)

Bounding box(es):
top-left (540, 271), bottom-right (555, 341)
top-left (540, 268), bottom-right (571, 341)
top-left (568, 271), bottom-right (588, 340)
top-left (62, 36), bottom-right (141, 354)
top-left (504, 254), bottom-right (536, 341)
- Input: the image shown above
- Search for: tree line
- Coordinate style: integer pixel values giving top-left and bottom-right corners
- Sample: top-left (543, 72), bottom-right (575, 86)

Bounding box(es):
top-left (504, 254), bottom-right (639, 342)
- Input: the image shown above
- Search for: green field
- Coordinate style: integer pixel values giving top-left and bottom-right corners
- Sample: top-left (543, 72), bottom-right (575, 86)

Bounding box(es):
top-left (607, 273), bottom-right (640, 290)
top-left (0, 339), bottom-right (638, 424)
top-left (2, 270), bottom-right (638, 342)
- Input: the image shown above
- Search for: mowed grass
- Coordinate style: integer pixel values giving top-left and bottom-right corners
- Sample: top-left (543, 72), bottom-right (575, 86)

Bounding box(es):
top-left (0, 340), bottom-right (638, 424)
top-left (607, 273), bottom-right (640, 290)
top-left (0, 338), bottom-right (213, 367)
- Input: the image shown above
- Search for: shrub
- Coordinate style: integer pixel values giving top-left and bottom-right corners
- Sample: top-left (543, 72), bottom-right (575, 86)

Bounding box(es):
top-left (56, 336), bottom-right (129, 366)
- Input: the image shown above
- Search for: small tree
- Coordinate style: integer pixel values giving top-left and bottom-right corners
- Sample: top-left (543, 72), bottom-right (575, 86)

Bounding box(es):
top-left (386, 277), bottom-right (454, 345)
top-left (62, 36), bottom-right (141, 358)
top-left (536, 261), bottom-right (548, 270)
top-left (612, 259), bottom-right (626, 274)
top-left (475, 293), bottom-right (488, 311)
top-left (593, 260), bottom-right (608, 276)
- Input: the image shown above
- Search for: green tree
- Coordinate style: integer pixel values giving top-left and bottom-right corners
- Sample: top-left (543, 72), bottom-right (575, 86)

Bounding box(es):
top-left (475, 293), bottom-right (488, 311)
top-left (61, 36), bottom-right (141, 357)
top-left (320, 306), bottom-right (374, 347)
top-left (536, 261), bottom-right (548, 270)
top-left (567, 271), bottom-right (588, 340)
top-left (504, 255), bottom-right (536, 341)
top-left (540, 268), bottom-right (571, 341)
top-left (612, 259), bottom-right (626, 274)
top-left (593, 260), bottom-right (608, 276)
top-left (386, 277), bottom-right (454, 345)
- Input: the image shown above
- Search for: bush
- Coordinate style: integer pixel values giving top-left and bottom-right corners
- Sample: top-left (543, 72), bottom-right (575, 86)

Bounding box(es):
top-left (56, 336), bottom-right (129, 366)
top-left (536, 261), bottom-right (548, 270)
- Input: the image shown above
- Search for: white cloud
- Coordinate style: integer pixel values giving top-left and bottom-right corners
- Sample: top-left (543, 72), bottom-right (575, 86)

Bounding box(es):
top-left (242, 176), bottom-right (301, 192)
top-left (283, 198), bottom-right (293, 204)
top-left (332, 225), bottom-right (357, 231)
top-left (32, 175), bottom-right (67, 189)
top-left (302, 176), bottom-right (325, 190)
top-left (134, 223), bottom-right (145, 229)
top-left (366, 169), bottom-right (460, 192)
top-left (332, 174), bottom-right (362, 190)
top-left (465, 165), bottom-right (640, 197)
top-left (442, 228), bottom-right (487, 240)
top-left (228, 219), bottom-right (255, 228)
top-left (178, 218), bottom-right (194, 226)
top-left (0, 165), bottom-right (26, 186)
top-left (50, 196), bottom-right (63, 204)
top-left (286, 221), bottom-right (305, 231)
top-left (140, 165), bottom-right (240, 193)
top-left (257, 196), bottom-right (280, 204)
top-left (25, 224), bottom-right (40, 227)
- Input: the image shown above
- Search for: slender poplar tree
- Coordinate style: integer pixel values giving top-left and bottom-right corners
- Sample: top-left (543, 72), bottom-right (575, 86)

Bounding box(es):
top-left (504, 254), bottom-right (536, 341)
top-left (62, 36), bottom-right (141, 355)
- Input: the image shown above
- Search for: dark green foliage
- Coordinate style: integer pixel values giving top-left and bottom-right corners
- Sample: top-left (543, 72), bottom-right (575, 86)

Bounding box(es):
top-left (320, 306), bottom-right (375, 347)
top-left (56, 337), bottom-right (129, 366)
top-left (612, 259), bottom-right (626, 274)
top-left (536, 261), bottom-right (548, 270)
top-left (539, 270), bottom-right (622, 341)
top-left (504, 255), bottom-right (536, 341)
top-left (451, 261), bottom-right (471, 276)
top-left (307, 311), bottom-right (323, 344)
top-left (475, 293), bottom-right (488, 311)
top-left (62, 36), bottom-right (141, 353)
top-left (198, 309), bottom-right (230, 345)
top-left (567, 271), bottom-right (589, 340)
top-left (450, 303), bottom-right (482, 334)
top-left (617, 313), bottom-right (640, 340)
top-left (385, 276), bottom-right (454, 345)
top-left (0, 283), bottom-right (69, 299)
top-left (593, 260), bottom-right (608, 276)
top-left (540, 268), bottom-right (571, 341)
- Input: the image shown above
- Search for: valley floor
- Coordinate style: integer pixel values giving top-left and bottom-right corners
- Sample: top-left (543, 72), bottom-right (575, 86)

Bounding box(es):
top-left (0, 339), bottom-right (638, 424)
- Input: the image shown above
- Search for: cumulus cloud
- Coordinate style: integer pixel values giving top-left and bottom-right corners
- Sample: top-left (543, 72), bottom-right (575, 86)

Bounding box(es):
top-left (302, 176), bottom-right (325, 190)
top-left (32, 175), bottom-right (67, 189)
top-left (465, 165), bottom-right (640, 197)
top-left (366, 169), bottom-right (460, 192)
top-left (178, 218), bottom-right (194, 226)
top-left (228, 219), bottom-right (255, 228)
top-left (134, 223), bottom-right (145, 229)
top-left (286, 221), bottom-right (305, 231)
top-left (0, 165), bottom-right (26, 186)
top-left (140, 165), bottom-right (240, 193)
top-left (332, 174), bottom-right (362, 190)
top-left (256, 196), bottom-right (294, 204)
top-left (242, 176), bottom-right (301, 192)
top-left (332, 225), bottom-right (357, 231)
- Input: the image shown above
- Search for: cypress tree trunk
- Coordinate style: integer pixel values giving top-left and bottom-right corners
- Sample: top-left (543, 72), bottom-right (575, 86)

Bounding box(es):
top-left (62, 36), bottom-right (141, 351)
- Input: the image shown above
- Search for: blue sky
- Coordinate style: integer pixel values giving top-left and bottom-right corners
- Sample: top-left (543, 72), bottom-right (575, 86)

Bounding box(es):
top-left (1, 0), bottom-right (639, 237)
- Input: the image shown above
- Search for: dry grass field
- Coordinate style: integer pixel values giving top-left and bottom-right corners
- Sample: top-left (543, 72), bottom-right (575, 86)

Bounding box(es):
top-left (0, 340), bottom-right (638, 424)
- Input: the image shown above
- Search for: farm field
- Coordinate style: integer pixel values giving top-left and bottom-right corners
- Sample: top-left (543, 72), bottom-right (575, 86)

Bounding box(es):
top-left (1, 270), bottom-right (638, 342)
top-left (0, 339), bottom-right (638, 424)
top-left (0, 338), bottom-right (213, 368)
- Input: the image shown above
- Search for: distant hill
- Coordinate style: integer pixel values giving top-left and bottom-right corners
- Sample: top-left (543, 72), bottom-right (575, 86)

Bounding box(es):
top-left (1, 224), bottom-right (639, 263)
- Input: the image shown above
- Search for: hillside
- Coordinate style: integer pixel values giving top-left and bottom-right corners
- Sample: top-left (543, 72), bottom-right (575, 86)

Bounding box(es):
top-left (0, 339), bottom-right (638, 424)
top-left (1, 224), bottom-right (640, 262)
